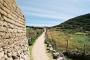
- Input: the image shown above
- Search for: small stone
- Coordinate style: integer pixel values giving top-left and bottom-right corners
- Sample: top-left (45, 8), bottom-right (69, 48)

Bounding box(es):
top-left (4, 49), bottom-right (7, 54)
top-left (19, 58), bottom-right (24, 60)
top-left (7, 57), bottom-right (13, 60)
top-left (0, 57), bottom-right (5, 60)
top-left (23, 54), bottom-right (29, 60)
top-left (12, 52), bottom-right (18, 59)
top-left (4, 54), bottom-right (8, 59)
top-left (0, 48), bottom-right (3, 52)
top-left (0, 51), bottom-right (4, 59)
top-left (7, 52), bottom-right (12, 57)
top-left (12, 55), bottom-right (18, 59)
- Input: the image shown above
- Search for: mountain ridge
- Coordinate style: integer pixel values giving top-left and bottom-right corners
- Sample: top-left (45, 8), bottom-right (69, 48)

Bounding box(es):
top-left (54, 13), bottom-right (90, 32)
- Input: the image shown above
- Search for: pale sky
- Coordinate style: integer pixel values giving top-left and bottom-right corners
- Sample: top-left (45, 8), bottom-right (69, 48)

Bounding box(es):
top-left (16, 0), bottom-right (90, 27)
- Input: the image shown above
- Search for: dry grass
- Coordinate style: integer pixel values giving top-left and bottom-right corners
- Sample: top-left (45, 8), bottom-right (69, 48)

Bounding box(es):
top-left (47, 29), bottom-right (90, 53)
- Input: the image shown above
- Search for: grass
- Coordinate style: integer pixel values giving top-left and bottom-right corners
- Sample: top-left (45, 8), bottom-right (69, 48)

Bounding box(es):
top-left (29, 46), bottom-right (33, 60)
top-left (47, 28), bottom-right (90, 54)
top-left (26, 27), bottom-right (43, 45)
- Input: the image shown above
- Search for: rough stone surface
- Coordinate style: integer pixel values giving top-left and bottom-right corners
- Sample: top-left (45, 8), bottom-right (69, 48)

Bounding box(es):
top-left (0, 0), bottom-right (29, 60)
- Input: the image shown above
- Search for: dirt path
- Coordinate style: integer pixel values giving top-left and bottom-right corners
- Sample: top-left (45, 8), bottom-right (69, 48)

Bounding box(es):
top-left (32, 31), bottom-right (50, 60)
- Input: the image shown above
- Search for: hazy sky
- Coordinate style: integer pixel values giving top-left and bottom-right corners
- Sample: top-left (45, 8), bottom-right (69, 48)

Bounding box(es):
top-left (16, 0), bottom-right (90, 27)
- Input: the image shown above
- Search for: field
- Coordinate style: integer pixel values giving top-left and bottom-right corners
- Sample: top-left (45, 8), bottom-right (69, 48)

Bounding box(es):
top-left (47, 28), bottom-right (90, 54)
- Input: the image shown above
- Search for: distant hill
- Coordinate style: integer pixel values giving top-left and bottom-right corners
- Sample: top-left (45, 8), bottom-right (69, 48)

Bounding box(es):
top-left (26, 26), bottom-right (43, 29)
top-left (54, 13), bottom-right (90, 32)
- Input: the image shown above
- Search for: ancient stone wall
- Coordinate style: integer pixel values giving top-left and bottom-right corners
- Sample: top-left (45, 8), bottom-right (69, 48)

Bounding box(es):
top-left (0, 0), bottom-right (29, 60)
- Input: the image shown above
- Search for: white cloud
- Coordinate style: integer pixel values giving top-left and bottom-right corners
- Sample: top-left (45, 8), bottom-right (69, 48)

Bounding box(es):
top-left (17, 0), bottom-right (90, 26)
top-left (26, 23), bottom-right (55, 27)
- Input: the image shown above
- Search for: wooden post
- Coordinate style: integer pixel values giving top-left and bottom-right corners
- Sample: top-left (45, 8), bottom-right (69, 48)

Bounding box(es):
top-left (83, 44), bottom-right (86, 55)
top-left (50, 32), bottom-right (53, 44)
top-left (66, 39), bottom-right (69, 52)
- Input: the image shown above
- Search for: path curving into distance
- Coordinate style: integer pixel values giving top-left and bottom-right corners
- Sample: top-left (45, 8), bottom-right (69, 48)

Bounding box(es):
top-left (32, 30), bottom-right (50, 60)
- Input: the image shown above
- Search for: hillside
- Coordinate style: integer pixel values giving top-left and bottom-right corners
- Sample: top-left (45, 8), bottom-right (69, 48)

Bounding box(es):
top-left (46, 14), bottom-right (90, 60)
top-left (54, 13), bottom-right (90, 32)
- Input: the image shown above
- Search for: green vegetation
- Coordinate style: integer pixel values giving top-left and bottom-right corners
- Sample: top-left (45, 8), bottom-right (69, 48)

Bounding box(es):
top-left (29, 46), bottom-right (33, 60)
top-left (47, 13), bottom-right (90, 54)
top-left (26, 26), bottom-right (43, 45)
top-left (54, 13), bottom-right (90, 32)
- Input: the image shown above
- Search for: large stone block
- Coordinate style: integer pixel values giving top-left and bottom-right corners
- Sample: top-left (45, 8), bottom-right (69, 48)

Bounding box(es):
top-left (0, 8), bottom-right (7, 16)
top-left (0, 0), bottom-right (3, 4)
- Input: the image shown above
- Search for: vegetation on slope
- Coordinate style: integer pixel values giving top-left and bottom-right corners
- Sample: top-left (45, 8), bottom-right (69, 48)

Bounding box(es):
top-left (47, 13), bottom-right (90, 57)
top-left (54, 13), bottom-right (90, 32)
top-left (47, 29), bottom-right (90, 53)
top-left (26, 26), bottom-right (44, 45)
